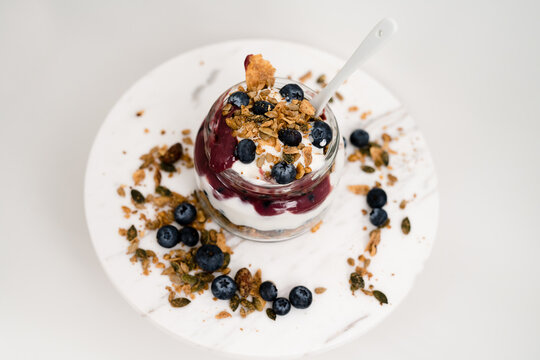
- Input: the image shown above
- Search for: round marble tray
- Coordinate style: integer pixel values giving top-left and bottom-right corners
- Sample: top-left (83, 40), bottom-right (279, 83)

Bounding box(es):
top-left (84, 40), bottom-right (438, 358)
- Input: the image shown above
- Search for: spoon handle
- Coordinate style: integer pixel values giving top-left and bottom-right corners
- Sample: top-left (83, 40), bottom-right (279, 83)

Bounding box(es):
top-left (311, 18), bottom-right (398, 117)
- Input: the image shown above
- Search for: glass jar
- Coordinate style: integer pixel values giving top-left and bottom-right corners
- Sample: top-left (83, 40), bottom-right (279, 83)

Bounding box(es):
top-left (194, 78), bottom-right (345, 242)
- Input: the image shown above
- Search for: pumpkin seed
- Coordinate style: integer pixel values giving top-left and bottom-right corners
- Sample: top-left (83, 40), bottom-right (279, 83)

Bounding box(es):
top-left (401, 217), bottom-right (411, 235)
top-left (350, 272), bottom-right (365, 291)
top-left (361, 165), bottom-right (375, 173)
top-left (160, 162), bottom-right (176, 172)
top-left (155, 185), bottom-right (171, 196)
top-left (135, 248), bottom-right (147, 259)
top-left (169, 297), bottom-right (190, 308)
top-left (373, 290), bottom-right (388, 305)
top-left (131, 189), bottom-right (145, 203)
top-left (266, 308), bottom-right (276, 321)
top-left (229, 295), bottom-right (240, 312)
top-left (127, 225), bottom-right (137, 241)
top-left (181, 274), bottom-right (198, 286)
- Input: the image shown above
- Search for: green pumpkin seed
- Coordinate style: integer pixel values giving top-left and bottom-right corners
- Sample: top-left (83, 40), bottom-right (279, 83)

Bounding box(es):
top-left (373, 290), bottom-right (388, 305)
top-left (401, 217), bottom-right (411, 235)
top-left (169, 297), bottom-right (190, 308)
top-left (361, 165), bottom-right (375, 173)
top-left (131, 189), bottom-right (145, 203)
top-left (155, 185), bottom-right (171, 197)
top-left (230, 295), bottom-right (240, 312)
top-left (350, 272), bottom-right (365, 291)
top-left (160, 162), bottom-right (176, 172)
top-left (127, 225), bottom-right (137, 241)
top-left (266, 308), bottom-right (276, 321)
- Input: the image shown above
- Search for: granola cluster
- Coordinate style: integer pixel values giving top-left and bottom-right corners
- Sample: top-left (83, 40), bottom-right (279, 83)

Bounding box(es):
top-left (221, 55), bottom-right (327, 182)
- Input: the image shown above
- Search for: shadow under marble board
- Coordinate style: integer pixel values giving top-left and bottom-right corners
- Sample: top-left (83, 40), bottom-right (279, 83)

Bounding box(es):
top-left (84, 40), bottom-right (438, 359)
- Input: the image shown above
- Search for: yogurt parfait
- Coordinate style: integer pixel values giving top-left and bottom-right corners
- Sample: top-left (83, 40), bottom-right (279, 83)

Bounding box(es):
top-left (194, 54), bottom-right (345, 241)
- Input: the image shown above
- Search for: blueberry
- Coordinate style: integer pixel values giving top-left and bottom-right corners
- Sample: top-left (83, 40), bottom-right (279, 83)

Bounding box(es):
top-left (156, 225), bottom-right (179, 248)
top-left (310, 120), bottom-right (332, 148)
top-left (235, 139), bottom-right (256, 164)
top-left (370, 208), bottom-right (388, 227)
top-left (366, 188), bottom-right (387, 209)
top-left (278, 128), bottom-right (302, 147)
top-left (271, 161), bottom-right (297, 184)
top-left (272, 297), bottom-right (291, 316)
top-left (279, 83), bottom-right (304, 102)
top-left (211, 275), bottom-right (237, 300)
top-left (178, 226), bottom-right (199, 247)
top-left (350, 129), bottom-right (370, 148)
top-left (174, 202), bottom-right (197, 225)
top-left (252, 101), bottom-right (274, 115)
top-left (195, 244), bottom-right (224, 272)
top-left (228, 91), bottom-right (250, 107)
top-left (289, 286), bottom-right (312, 309)
top-left (259, 281), bottom-right (278, 301)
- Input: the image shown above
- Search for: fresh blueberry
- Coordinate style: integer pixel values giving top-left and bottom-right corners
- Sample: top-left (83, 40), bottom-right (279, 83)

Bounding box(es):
top-left (174, 202), bottom-right (197, 225)
top-left (259, 281), bottom-right (278, 301)
top-left (195, 244), bottom-right (224, 272)
top-left (366, 188), bottom-right (387, 209)
top-left (227, 91), bottom-right (250, 107)
top-left (289, 286), bottom-right (312, 309)
top-left (272, 297), bottom-right (291, 316)
top-left (279, 83), bottom-right (304, 102)
top-left (211, 275), bottom-right (237, 300)
top-left (252, 101), bottom-right (274, 115)
top-left (271, 161), bottom-right (297, 184)
top-left (235, 139), bottom-right (256, 164)
top-left (350, 129), bottom-right (370, 148)
top-left (310, 120), bottom-right (333, 148)
top-left (370, 208), bottom-right (388, 227)
top-left (178, 226), bottom-right (199, 247)
top-left (156, 225), bottom-right (179, 248)
top-left (278, 128), bottom-right (302, 147)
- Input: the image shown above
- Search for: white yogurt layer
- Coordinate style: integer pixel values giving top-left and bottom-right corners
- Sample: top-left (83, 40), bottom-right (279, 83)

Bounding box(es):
top-left (200, 142), bottom-right (345, 231)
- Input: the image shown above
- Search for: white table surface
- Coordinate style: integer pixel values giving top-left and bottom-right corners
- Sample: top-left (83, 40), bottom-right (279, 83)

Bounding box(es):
top-left (1, 1), bottom-right (539, 359)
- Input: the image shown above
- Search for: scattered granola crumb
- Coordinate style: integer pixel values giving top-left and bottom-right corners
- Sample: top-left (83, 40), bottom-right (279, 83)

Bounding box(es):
top-left (199, 60), bottom-right (204, 66)
top-left (347, 258), bottom-right (355, 266)
top-left (122, 150), bottom-right (126, 155)
top-left (215, 311), bottom-right (232, 319)
top-left (360, 110), bottom-right (372, 120)
top-left (117, 186), bottom-right (126, 197)
top-left (314, 287), bottom-right (326, 294)
top-left (348, 106), bottom-right (359, 112)
top-left (361, 209), bottom-right (368, 216)
top-left (316, 74), bottom-right (326, 84)
top-left (387, 174), bottom-right (398, 186)
top-left (132, 169), bottom-right (145, 186)
top-left (182, 129), bottom-right (191, 135)
top-left (347, 184), bottom-right (370, 195)
top-left (183, 137), bottom-right (193, 145)
top-left (136, 110), bottom-right (145, 117)
top-left (399, 200), bottom-right (408, 209)
top-left (298, 70), bottom-right (312, 83)
top-left (310, 220), bottom-right (323, 233)
top-left (144, 128), bottom-right (149, 134)
top-left (160, 130), bottom-right (166, 135)
top-left (335, 91), bottom-right (344, 101)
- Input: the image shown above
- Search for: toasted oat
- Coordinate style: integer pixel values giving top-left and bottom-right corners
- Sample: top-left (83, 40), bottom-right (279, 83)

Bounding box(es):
top-left (182, 137), bottom-right (193, 145)
top-left (365, 229), bottom-right (381, 256)
top-left (295, 163), bottom-right (305, 179)
top-left (311, 220), bottom-right (323, 233)
top-left (399, 200), bottom-right (408, 209)
top-left (347, 258), bottom-right (355, 266)
top-left (136, 110), bottom-right (145, 117)
top-left (314, 287), bottom-right (327, 294)
top-left (117, 186), bottom-right (126, 197)
top-left (299, 99), bottom-right (315, 116)
top-left (298, 71), bottom-right (312, 83)
top-left (347, 184), bottom-right (370, 195)
top-left (132, 169), bottom-right (145, 185)
top-left (361, 110), bottom-right (372, 120)
top-left (215, 311), bottom-right (232, 319)
top-left (348, 106), bottom-right (359, 112)
top-left (182, 129), bottom-right (191, 135)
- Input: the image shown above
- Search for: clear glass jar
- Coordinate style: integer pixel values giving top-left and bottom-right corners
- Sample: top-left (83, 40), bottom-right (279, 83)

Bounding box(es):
top-left (194, 78), bottom-right (345, 242)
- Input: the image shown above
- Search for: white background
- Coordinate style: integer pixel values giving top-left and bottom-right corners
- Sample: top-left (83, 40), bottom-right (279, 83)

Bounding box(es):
top-left (1, 0), bottom-right (539, 359)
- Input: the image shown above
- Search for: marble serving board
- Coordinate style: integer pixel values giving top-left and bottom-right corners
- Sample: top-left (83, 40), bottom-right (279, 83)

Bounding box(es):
top-left (84, 39), bottom-right (438, 359)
